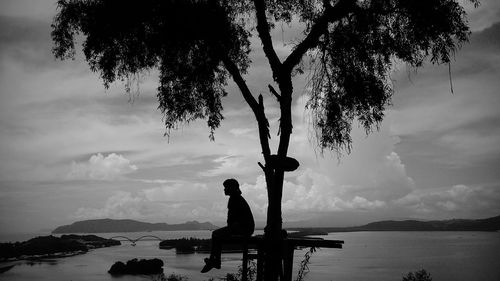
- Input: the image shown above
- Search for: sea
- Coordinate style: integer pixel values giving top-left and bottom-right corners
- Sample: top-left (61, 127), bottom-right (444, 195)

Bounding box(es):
top-left (1, 231), bottom-right (499, 281)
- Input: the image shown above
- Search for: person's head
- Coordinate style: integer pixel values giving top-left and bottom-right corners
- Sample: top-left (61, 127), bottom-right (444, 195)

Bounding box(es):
top-left (223, 178), bottom-right (241, 196)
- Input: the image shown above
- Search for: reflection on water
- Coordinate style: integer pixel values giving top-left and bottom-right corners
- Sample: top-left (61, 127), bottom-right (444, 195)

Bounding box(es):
top-left (1, 231), bottom-right (499, 281)
top-left (26, 260), bottom-right (59, 266)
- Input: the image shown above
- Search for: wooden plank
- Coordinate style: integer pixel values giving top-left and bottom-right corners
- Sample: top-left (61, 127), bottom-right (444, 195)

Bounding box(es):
top-left (219, 236), bottom-right (344, 249)
top-left (220, 237), bottom-right (259, 245)
top-left (288, 238), bottom-right (344, 248)
top-left (216, 235), bottom-right (343, 281)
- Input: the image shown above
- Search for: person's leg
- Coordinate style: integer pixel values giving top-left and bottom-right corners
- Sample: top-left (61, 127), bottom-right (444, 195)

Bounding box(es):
top-left (202, 226), bottom-right (230, 273)
top-left (210, 226), bottom-right (231, 261)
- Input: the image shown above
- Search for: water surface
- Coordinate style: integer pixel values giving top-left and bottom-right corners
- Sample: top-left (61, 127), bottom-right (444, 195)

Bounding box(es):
top-left (1, 231), bottom-right (499, 281)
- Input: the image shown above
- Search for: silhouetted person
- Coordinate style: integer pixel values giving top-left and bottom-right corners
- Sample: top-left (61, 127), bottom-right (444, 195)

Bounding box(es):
top-left (201, 178), bottom-right (255, 273)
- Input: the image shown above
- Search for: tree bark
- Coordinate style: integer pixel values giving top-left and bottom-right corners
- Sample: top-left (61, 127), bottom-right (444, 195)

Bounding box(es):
top-left (261, 74), bottom-right (294, 280)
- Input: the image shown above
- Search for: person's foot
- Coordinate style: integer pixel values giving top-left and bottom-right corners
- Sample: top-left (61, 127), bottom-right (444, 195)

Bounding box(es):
top-left (201, 257), bottom-right (221, 273)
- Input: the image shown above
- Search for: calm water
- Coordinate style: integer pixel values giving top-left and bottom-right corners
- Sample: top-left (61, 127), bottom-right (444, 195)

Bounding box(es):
top-left (1, 231), bottom-right (499, 281)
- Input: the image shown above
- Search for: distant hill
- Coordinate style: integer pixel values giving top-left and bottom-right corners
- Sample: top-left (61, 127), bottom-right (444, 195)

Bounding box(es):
top-left (290, 215), bottom-right (500, 232)
top-left (52, 219), bottom-right (218, 234)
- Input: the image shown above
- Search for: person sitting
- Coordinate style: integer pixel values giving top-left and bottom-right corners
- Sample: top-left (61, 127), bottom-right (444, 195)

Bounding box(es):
top-left (201, 178), bottom-right (255, 273)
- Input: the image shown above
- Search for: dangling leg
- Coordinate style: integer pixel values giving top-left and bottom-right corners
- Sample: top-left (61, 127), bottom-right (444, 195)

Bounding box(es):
top-left (201, 227), bottom-right (230, 273)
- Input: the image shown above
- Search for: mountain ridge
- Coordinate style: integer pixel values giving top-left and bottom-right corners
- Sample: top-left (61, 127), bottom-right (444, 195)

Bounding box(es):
top-left (289, 214), bottom-right (500, 232)
top-left (52, 219), bottom-right (218, 233)
top-left (53, 215), bottom-right (500, 234)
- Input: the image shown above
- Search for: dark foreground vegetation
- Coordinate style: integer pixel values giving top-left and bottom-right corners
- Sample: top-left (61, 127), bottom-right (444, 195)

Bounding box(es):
top-left (0, 235), bottom-right (120, 261)
top-left (108, 258), bottom-right (164, 275)
top-left (402, 269), bottom-right (433, 281)
top-left (150, 268), bottom-right (432, 281)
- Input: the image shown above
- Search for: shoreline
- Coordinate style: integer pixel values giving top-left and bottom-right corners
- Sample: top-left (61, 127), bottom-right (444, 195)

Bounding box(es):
top-left (1, 250), bottom-right (88, 264)
top-left (0, 234), bottom-right (121, 266)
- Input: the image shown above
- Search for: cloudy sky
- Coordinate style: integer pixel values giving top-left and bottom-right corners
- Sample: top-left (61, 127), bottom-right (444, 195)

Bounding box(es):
top-left (1, 0), bottom-right (500, 233)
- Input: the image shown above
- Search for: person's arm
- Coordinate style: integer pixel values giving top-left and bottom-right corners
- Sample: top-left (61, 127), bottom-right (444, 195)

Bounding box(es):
top-left (227, 196), bottom-right (235, 226)
top-left (227, 196), bottom-right (245, 230)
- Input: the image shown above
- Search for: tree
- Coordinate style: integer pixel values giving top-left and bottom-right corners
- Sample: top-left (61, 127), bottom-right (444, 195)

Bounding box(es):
top-left (52, 0), bottom-right (478, 280)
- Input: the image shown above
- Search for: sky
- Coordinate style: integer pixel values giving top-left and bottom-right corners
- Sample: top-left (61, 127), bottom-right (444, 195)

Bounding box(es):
top-left (1, 0), bottom-right (500, 233)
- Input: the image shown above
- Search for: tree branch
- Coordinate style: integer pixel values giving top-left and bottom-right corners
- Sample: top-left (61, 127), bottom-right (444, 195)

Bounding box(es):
top-left (258, 162), bottom-right (266, 171)
top-left (282, 0), bottom-right (356, 73)
top-left (268, 84), bottom-right (281, 102)
top-left (221, 54), bottom-right (272, 159)
top-left (258, 94), bottom-right (271, 139)
top-left (221, 55), bottom-right (259, 113)
top-left (254, 0), bottom-right (282, 80)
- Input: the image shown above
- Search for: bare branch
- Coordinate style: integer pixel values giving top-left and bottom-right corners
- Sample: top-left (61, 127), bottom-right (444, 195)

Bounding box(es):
top-left (268, 84), bottom-right (281, 102)
top-left (258, 162), bottom-right (266, 172)
top-left (254, 0), bottom-right (282, 80)
top-left (258, 94), bottom-right (271, 140)
top-left (282, 0), bottom-right (356, 73)
top-left (221, 55), bottom-right (272, 159)
top-left (221, 55), bottom-right (259, 113)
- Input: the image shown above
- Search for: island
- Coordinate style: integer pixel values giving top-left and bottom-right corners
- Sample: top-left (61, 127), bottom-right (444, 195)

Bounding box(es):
top-left (159, 238), bottom-right (210, 253)
top-left (108, 258), bottom-right (164, 275)
top-left (52, 219), bottom-right (218, 233)
top-left (0, 234), bottom-right (120, 262)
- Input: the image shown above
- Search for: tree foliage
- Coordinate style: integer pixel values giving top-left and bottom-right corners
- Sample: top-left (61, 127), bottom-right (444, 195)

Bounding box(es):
top-left (306, 0), bottom-right (479, 152)
top-left (53, 1), bottom-right (477, 280)
top-left (52, 0), bottom-right (478, 151)
top-left (52, 0), bottom-right (251, 139)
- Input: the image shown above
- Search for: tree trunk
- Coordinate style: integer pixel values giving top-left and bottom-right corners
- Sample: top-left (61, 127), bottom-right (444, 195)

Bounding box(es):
top-left (223, 47), bottom-right (295, 281)
top-left (263, 171), bottom-right (284, 281)
top-left (262, 79), bottom-right (293, 281)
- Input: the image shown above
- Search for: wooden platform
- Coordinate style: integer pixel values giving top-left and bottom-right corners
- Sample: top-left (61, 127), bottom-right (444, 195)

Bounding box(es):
top-left (220, 236), bottom-right (344, 281)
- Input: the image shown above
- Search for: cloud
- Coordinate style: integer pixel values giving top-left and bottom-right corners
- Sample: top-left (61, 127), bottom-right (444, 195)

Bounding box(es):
top-left (394, 183), bottom-right (500, 218)
top-left (465, 0), bottom-right (500, 31)
top-left (239, 169), bottom-right (389, 221)
top-left (141, 182), bottom-right (209, 202)
top-left (229, 127), bottom-right (257, 137)
top-left (74, 191), bottom-right (145, 219)
top-left (0, 0), bottom-right (58, 21)
top-left (199, 155), bottom-right (255, 177)
top-left (136, 179), bottom-right (172, 184)
top-left (0, 15), bottom-right (59, 71)
top-left (364, 151), bottom-right (415, 200)
top-left (72, 189), bottom-right (228, 224)
top-left (385, 21), bottom-right (500, 191)
top-left (0, 16), bottom-right (48, 46)
top-left (68, 153), bottom-right (138, 180)
top-left (468, 21), bottom-right (500, 50)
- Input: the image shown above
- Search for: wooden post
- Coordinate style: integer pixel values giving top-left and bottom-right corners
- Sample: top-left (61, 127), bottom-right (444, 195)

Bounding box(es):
top-left (242, 243), bottom-right (249, 281)
top-left (257, 244), bottom-right (264, 281)
top-left (283, 240), bottom-right (294, 281)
